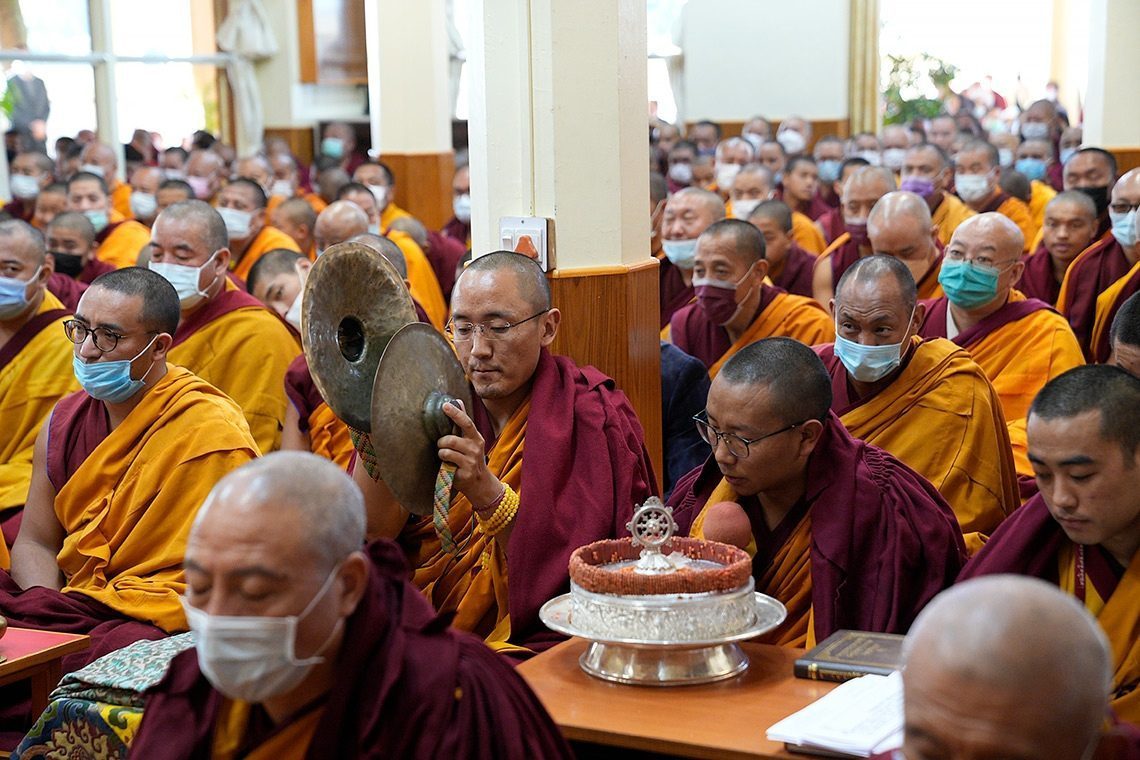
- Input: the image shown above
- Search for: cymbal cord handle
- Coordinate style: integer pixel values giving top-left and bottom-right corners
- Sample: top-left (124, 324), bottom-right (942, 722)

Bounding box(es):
top-left (433, 462), bottom-right (459, 555)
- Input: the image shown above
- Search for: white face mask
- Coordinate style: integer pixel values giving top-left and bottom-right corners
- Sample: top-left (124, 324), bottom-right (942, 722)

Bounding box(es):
top-left (715, 163), bottom-right (741, 191)
top-left (367, 184), bottom-right (389, 208)
top-left (285, 263), bottom-right (308, 332)
top-left (183, 567), bottom-right (342, 703)
top-left (955, 173), bottom-right (992, 203)
top-left (732, 198), bottom-right (762, 220)
top-left (854, 149), bottom-right (882, 167)
top-left (79, 163), bottom-right (106, 178)
top-left (10, 173), bottom-right (41, 200)
top-left (129, 192), bottom-right (157, 219)
top-left (270, 179), bottom-right (294, 198)
top-left (997, 148), bottom-right (1014, 168)
top-left (777, 129), bottom-right (807, 155)
top-left (217, 207), bottom-right (253, 240)
top-left (149, 250), bottom-right (219, 309)
top-left (668, 163), bottom-right (694, 184)
top-left (881, 148), bottom-right (907, 171)
top-left (453, 193), bottom-right (472, 223)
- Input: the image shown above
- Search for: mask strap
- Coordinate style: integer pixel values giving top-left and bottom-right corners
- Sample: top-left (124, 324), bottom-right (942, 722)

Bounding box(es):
top-left (199, 250), bottom-right (223, 298)
top-left (129, 334), bottom-right (162, 385)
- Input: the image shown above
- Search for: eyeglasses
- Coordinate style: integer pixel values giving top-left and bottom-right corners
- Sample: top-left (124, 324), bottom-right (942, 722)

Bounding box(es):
top-left (446, 309), bottom-right (550, 343)
top-left (64, 319), bottom-right (156, 353)
top-left (692, 413), bottom-right (803, 459)
top-left (943, 250), bottom-right (1018, 271)
top-left (1109, 201), bottom-right (1140, 215)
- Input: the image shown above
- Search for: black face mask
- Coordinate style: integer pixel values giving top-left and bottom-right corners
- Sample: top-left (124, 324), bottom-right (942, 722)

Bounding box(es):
top-left (49, 251), bottom-right (85, 278)
top-left (1075, 185), bottom-right (1111, 217)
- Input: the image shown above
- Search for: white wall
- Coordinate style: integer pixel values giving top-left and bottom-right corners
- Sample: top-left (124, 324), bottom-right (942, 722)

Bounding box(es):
top-left (679, 0), bottom-right (849, 122)
top-left (1084, 0), bottom-right (1140, 147)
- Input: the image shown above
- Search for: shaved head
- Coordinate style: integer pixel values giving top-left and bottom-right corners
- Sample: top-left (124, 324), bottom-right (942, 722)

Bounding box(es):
top-left (1049, 189), bottom-right (1097, 219)
top-left (0, 219), bottom-right (47, 267)
top-left (156, 200), bottom-right (229, 254)
top-left (47, 211), bottom-right (96, 247)
top-left (1030, 365), bottom-right (1140, 458)
top-left (836, 253), bottom-right (918, 313)
top-left (88, 267), bottom-right (181, 335)
top-left (460, 251), bottom-right (551, 311)
top-left (868, 190), bottom-right (933, 233)
top-left (388, 216), bottom-right (428, 250)
top-left (193, 452), bottom-right (365, 574)
top-left (748, 199), bottom-right (792, 233)
top-left (346, 233), bottom-right (408, 279)
top-left (951, 212), bottom-right (1025, 262)
top-left (1110, 292), bottom-right (1140, 352)
top-left (903, 576), bottom-right (1110, 760)
top-left (275, 196), bottom-right (318, 229)
top-left (246, 248), bottom-right (306, 296)
top-left (314, 201), bottom-right (369, 248)
top-left (699, 218), bottom-right (766, 265)
top-left (718, 337), bottom-right (832, 425)
top-left (672, 186), bottom-right (727, 220)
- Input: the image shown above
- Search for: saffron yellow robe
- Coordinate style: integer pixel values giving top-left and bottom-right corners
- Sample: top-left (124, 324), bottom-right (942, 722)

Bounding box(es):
top-left (230, 225), bottom-right (303, 282)
top-left (792, 211), bottom-right (827, 255)
top-left (707, 292), bottom-right (834, 378)
top-left (95, 214), bottom-right (152, 269)
top-left (828, 337), bottom-right (1018, 553)
top-left (110, 180), bottom-right (132, 220)
top-left (212, 700), bottom-right (323, 760)
top-left (55, 365), bottom-right (258, 631)
top-left (932, 193), bottom-right (976, 247)
top-left (380, 201), bottom-right (413, 230)
top-left (1027, 180), bottom-right (1057, 246)
top-left (166, 281), bottom-right (300, 454)
top-left (308, 401), bottom-right (355, 470)
top-left (1090, 259), bottom-right (1140, 365)
top-left (386, 229), bottom-right (448, 329)
top-left (0, 292), bottom-right (76, 516)
top-left (995, 196), bottom-right (1035, 253)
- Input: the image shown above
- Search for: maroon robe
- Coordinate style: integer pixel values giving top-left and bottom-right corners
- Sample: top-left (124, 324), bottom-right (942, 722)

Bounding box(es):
top-left (669, 285), bottom-right (779, 369)
top-left (660, 256), bottom-right (694, 328)
top-left (979, 190), bottom-right (1015, 215)
top-left (826, 232), bottom-right (863, 284)
top-left (129, 540), bottom-right (572, 760)
top-left (919, 294), bottom-right (1054, 345)
top-left (284, 354), bottom-right (321, 434)
top-left (1093, 265), bottom-right (1140, 364)
top-left (668, 413), bottom-right (965, 639)
top-left (2, 198), bottom-right (33, 223)
top-left (1060, 234), bottom-right (1131, 359)
top-left (772, 243), bottom-right (816, 298)
top-left (1047, 160), bottom-right (1064, 192)
top-left (1020, 242), bottom-right (1063, 306)
top-left (818, 207), bottom-right (846, 244)
top-left (424, 230), bottom-right (465, 305)
top-left (46, 259), bottom-right (113, 310)
top-left (440, 216), bottom-right (471, 249)
top-left (776, 188), bottom-right (831, 222)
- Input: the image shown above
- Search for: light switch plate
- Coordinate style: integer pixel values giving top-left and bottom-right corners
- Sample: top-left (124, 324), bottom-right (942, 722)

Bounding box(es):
top-left (498, 216), bottom-right (551, 271)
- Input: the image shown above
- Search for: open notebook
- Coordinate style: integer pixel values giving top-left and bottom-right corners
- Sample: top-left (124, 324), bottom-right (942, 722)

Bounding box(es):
top-left (767, 671), bottom-right (904, 758)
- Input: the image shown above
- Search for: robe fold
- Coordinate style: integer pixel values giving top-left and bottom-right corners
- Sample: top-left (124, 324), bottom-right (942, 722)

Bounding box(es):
top-left (1090, 261), bottom-right (1140, 365)
top-left (960, 495), bottom-right (1140, 722)
top-left (1019, 241), bottom-right (1063, 306)
top-left (792, 211), bottom-right (827, 255)
top-left (659, 255), bottom-right (694, 328)
top-left (931, 192), bottom-right (976, 246)
top-left (1058, 232), bottom-right (1131, 358)
top-left (129, 540), bottom-right (573, 760)
top-left (772, 243), bottom-right (817, 298)
top-left (0, 292), bottom-right (75, 531)
top-left (919, 291), bottom-right (1084, 423)
top-left (816, 231), bottom-right (863, 288)
top-left (385, 229), bottom-right (448, 329)
top-left (284, 354), bottom-right (354, 469)
top-left (389, 349), bottom-right (656, 655)
top-left (816, 338), bottom-right (1018, 552)
top-left (670, 284), bottom-right (834, 377)
top-left (168, 280), bottom-right (300, 454)
top-left (93, 215), bottom-right (151, 269)
top-left (669, 414), bottom-right (965, 647)
top-left (229, 225), bottom-right (303, 282)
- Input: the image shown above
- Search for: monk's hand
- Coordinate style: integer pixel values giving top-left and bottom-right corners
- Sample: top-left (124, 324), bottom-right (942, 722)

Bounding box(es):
top-left (438, 401), bottom-right (502, 509)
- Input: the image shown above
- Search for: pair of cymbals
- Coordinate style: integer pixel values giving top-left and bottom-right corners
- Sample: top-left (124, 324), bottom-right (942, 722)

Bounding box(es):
top-left (302, 243), bottom-right (472, 516)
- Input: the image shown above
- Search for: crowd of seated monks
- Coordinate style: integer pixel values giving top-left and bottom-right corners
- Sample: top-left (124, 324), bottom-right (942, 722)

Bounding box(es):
top-left (0, 109), bottom-right (1138, 757)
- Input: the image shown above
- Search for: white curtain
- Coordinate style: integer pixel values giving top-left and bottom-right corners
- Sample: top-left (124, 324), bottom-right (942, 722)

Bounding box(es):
top-left (216, 0), bottom-right (278, 155)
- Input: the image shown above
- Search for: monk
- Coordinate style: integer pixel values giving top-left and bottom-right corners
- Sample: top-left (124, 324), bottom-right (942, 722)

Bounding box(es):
top-left (711, 137), bottom-right (754, 198)
top-left (670, 219), bottom-right (832, 376)
top-left (919, 213), bottom-right (1083, 423)
top-left (815, 157), bottom-right (872, 244)
top-left (1064, 147), bottom-right (1117, 239)
top-left (149, 200), bottom-right (300, 453)
top-left (156, 178), bottom-right (194, 216)
top-left (30, 182), bottom-right (67, 231)
top-left (954, 140), bottom-right (1034, 248)
top-left (813, 135), bottom-right (846, 208)
top-left (184, 148), bottom-right (227, 203)
top-left (0, 268), bottom-right (257, 741)
top-left (1060, 168), bottom-right (1140, 360)
top-left (216, 178), bottom-right (302, 282)
top-left (65, 172), bottom-right (151, 268)
top-left (127, 166), bottom-right (163, 227)
top-left (778, 156), bottom-right (831, 221)
top-left (130, 453), bottom-right (571, 759)
top-left (1019, 190), bottom-right (1099, 306)
top-left (900, 143), bottom-right (975, 246)
top-left (879, 124), bottom-right (910, 173)
top-left (234, 154), bottom-right (273, 195)
top-left (335, 184), bottom-right (447, 328)
top-left (892, 576), bottom-right (1126, 760)
top-left (1016, 137), bottom-right (1060, 231)
top-left (867, 191), bottom-right (944, 299)
top-left (4, 151), bottom-right (53, 223)
top-left (442, 163), bottom-right (472, 249)
top-left (319, 121), bottom-right (365, 175)
top-left (811, 166), bottom-right (895, 304)
top-left (728, 164), bottom-right (825, 254)
top-left (659, 187), bottom-right (725, 328)
top-left (78, 142), bottom-right (132, 219)
top-left (757, 140), bottom-right (788, 183)
top-left (268, 152), bottom-right (328, 217)
top-left (816, 255), bottom-right (1019, 552)
top-left (43, 212), bottom-right (114, 310)
top-left (352, 161), bottom-right (412, 231)
top-left (960, 366), bottom-right (1140, 722)
top-left (926, 115), bottom-right (957, 154)
top-left (0, 221), bottom-right (75, 563)
top-left (746, 200), bottom-right (816, 297)
top-left (389, 215), bottom-right (467, 305)
top-left (668, 338), bottom-right (964, 647)
top-left (354, 251), bottom-right (656, 655)
top-left (271, 196), bottom-right (319, 259)
top-left (314, 199), bottom-right (368, 256)
top-left (1109, 293), bottom-right (1140, 376)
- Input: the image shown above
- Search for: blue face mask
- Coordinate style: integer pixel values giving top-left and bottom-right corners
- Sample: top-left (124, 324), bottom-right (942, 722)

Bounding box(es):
top-left (817, 159), bottom-right (842, 184)
top-left (938, 258), bottom-right (1001, 310)
top-left (0, 265), bottom-right (41, 320)
top-left (1014, 158), bottom-right (1048, 182)
top-left (833, 320), bottom-right (912, 384)
top-left (73, 335), bottom-right (158, 403)
top-left (1110, 209), bottom-right (1137, 248)
top-left (662, 238), bottom-right (698, 269)
top-left (83, 209), bottom-right (109, 233)
top-left (320, 137), bottom-right (345, 159)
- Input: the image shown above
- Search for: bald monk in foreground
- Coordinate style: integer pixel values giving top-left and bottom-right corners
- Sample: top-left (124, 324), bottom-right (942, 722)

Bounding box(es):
top-left (812, 166), bottom-right (895, 304)
top-left (670, 219), bottom-right (832, 376)
top-left (816, 255), bottom-right (1019, 552)
top-left (668, 338), bottom-right (964, 648)
top-left (0, 221), bottom-right (76, 562)
top-left (960, 366), bottom-right (1140, 722)
top-left (0, 269), bottom-right (257, 742)
top-left (881, 576), bottom-right (1136, 760)
top-left (659, 186), bottom-right (725, 328)
top-left (867, 191), bottom-right (944, 299)
top-left (149, 201), bottom-right (301, 453)
top-left (130, 453), bottom-right (572, 760)
top-left (746, 200), bottom-right (817, 297)
top-left (900, 143), bottom-right (975, 246)
top-left (355, 252), bottom-right (656, 655)
top-left (1019, 190), bottom-right (1099, 306)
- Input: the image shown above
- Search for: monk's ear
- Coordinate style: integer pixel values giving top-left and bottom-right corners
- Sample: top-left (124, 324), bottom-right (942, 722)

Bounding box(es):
top-left (335, 551), bottom-right (370, 617)
top-left (213, 247), bottom-right (232, 273)
top-left (754, 258), bottom-right (770, 283)
top-left (828, 298), bottom-right (837, 319)
top-left (797, 418), bottom-right (825, 458)
top-left (1008, 260), bottom-right (1026, 289)
top-left (539, 307), bottom-right (561, 347)
top-left (910, 302), bottom-right (927, 333)
top-left (38, 255), bottom-right (55, 283)
top-left (151, 332), bottom-right (174, 359)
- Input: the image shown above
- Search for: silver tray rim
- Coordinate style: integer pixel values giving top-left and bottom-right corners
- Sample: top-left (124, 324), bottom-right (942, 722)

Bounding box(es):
top-left (539, 591), bottom-right (787, 649)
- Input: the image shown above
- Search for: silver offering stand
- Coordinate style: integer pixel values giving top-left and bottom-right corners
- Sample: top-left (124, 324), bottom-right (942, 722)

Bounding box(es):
top-left (540, 499), bottom-right (786, 686)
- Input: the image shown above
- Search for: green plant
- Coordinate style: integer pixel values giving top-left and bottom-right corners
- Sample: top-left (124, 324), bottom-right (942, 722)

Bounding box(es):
top-left (0, 80), bottom-right (15, 121)
top-left (882, 53), bottom-right (959, 125)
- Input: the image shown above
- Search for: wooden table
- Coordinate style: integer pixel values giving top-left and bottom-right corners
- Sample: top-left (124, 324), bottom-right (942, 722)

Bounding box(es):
top-left (517, 638), bottom-right (837, 759)
top-left (0, 628), bottom-right (90, 717)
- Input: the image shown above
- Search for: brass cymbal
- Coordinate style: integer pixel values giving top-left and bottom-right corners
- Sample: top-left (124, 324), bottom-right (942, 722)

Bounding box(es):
top-left (371, 322), bottom-right (473, 516)
top-left (301, 242), bottom-right (416, 432)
